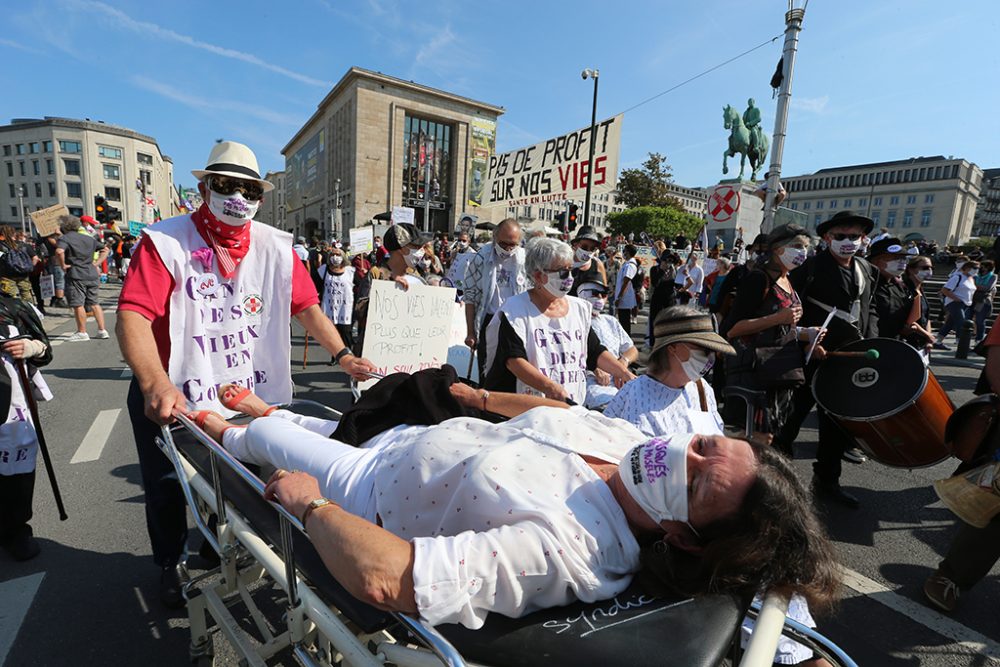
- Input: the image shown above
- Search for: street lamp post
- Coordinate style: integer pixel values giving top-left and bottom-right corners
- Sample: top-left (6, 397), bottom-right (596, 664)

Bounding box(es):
top-left (761, 1), bottom-right (807, 233)
top-left (16, 186), bottom-right (26, 235)
top-left (581, 68), bottom-right (600, 230)
top-left (423, 134), bottom-right (433, 233)
top-left (334, 178), bottom-right (341, 241)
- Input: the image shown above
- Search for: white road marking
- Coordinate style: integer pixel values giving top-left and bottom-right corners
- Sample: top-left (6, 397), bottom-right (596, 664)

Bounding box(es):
top-left (0, 572), bottom-right (45, 666)
top-left (69, 409), bottom-right (122, 464)
top-left (839, 566), bottom-right (1000, 662)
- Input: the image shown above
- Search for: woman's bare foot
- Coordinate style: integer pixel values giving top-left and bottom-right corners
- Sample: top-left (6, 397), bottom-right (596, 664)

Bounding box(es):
top-left (191, 410), bottom-right (244, 444)
top-left (219, 383), bottom-right (274, 418)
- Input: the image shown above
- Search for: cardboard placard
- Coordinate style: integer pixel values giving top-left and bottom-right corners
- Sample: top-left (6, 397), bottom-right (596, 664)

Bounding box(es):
top-left (634, 245), bottom-right (658, 268)
top-left (360, 280), bottom-right (457, 390)
top-left (29, 204), bottom-right (69, 237)
top-left (349, 227), bottom-right (374, 255)
top-left (445, 252), bottom-right (474, 290)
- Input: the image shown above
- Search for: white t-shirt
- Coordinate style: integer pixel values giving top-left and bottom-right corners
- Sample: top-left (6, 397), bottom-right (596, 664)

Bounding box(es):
top-left (603, 375), bottom-right (724, 437)
top-left (488, 251), bottom-right (523, 315)
top-left (616, 259), bottom-right (638, 309)
top-left (319, 266), bottom-right (355, 325)
top-left (944, 272), bottom-right (976, 307)
top-left (685, 265), bottom-right (705, 295)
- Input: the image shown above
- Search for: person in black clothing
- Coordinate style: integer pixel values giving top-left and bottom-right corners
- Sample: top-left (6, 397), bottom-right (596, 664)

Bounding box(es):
top-left (870, 237), bottom-right (931, 351)
top-left (568, 226), bottom-right (606, 296)
top-left (772, 211), bottom-right (880, 508)
top-left (647, 251), bottom-right (679, 348)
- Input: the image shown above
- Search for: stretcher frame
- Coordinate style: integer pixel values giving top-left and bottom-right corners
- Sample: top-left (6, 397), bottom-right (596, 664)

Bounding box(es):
top-left (156, 399), bottom-right (856, 667)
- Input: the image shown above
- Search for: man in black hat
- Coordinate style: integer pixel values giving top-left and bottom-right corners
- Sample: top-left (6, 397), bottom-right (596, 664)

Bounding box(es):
top-left (568, 226), bottom-right (607, 296)
top-left (869, 237), bottom-right (929, 347)
top-left (773, 211), bottom-right (880, 508)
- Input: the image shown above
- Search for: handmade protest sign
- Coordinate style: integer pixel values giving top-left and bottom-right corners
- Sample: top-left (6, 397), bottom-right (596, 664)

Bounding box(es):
top-left (360, 280), bottom-right (458, 390)
top-left (30, 204), bottom-right (69, 237)
top-left (392, 206), bottom-right (415, 225)
top-left (349, 226), bottom-right (374, 255)
top-left (444, 252), bottom-right (474, 290)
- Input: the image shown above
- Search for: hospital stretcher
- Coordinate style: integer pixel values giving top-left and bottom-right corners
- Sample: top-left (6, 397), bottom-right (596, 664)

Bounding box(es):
top-left (157, 399), bottom-right (857, 667)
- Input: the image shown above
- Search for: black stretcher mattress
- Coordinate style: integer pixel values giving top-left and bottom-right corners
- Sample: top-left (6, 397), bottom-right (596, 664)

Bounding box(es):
top-left (170, 402), bottom-right (745, 667)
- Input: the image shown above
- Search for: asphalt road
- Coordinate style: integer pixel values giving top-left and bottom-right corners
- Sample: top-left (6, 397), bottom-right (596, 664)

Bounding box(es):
top-left (1, 284), bottom-right (997, 666)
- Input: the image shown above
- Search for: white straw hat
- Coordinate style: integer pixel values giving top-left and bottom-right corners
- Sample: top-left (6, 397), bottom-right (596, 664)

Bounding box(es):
top-left (191, 141), bottom-right (274, 192)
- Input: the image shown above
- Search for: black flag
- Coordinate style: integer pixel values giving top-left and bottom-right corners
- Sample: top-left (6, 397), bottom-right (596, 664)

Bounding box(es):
top-left (770, 57), bottom-right (784, 98)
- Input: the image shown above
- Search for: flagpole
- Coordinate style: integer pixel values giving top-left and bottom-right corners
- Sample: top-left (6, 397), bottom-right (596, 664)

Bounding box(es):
top-left (761, 2), bottom-right (807, 233)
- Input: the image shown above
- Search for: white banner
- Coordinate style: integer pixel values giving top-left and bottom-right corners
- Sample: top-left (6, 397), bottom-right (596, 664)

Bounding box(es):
top-left (483, 114), bottom-right (622, 209)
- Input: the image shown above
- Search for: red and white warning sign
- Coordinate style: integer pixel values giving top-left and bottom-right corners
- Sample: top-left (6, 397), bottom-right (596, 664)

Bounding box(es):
top-left (709, 185), bottom-right (740, 223)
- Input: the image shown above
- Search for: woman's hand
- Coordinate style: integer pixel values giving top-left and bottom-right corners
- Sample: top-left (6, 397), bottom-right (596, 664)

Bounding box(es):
top-left (543, 381), bottom-right (568, 402)
top-left (594, 368), bottom-right (611, 387)
top-left (448, 382), bottom-right (480, 409)
top-left (773, 304), bottom-right (802, 327)
top-left (813, 344), bottom-right (827, 361)
top-left (264, 470), bottom-right (324, 522)
top-left (613, 368), bottom-right (637, 389)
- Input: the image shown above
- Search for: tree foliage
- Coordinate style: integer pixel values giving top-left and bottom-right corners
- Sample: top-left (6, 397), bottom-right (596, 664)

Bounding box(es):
top-left (606, 206), bottom-right (705, 242)
top-left (616, 152), bottom-right (685, 210)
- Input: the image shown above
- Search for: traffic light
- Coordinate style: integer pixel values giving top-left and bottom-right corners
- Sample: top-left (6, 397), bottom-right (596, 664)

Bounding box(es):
top-left (568, 204), bottom-right (578, 232)
top-left (94, 195), bottom-right (108, 223)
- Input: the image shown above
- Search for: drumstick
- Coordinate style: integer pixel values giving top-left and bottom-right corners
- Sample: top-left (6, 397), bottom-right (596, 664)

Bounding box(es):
top-left (826, 349), bottom-right (880, 360)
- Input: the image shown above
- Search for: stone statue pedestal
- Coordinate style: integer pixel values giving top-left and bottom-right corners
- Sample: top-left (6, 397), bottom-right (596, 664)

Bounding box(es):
top-left (706, 181), bottom-right (763, 249)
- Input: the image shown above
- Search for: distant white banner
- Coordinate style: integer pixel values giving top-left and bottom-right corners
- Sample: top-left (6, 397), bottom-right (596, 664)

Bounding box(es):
top-left (483, 114), bottom-right (622, 209)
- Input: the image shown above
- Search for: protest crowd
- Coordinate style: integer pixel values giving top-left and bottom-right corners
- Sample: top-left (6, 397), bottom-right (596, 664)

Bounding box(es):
top-left (7, 141), bottom-right (1000, 667)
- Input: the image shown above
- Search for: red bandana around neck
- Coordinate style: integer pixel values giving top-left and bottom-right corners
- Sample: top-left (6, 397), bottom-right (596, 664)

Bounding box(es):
top-left (192, 203), bottom-right (251, 279)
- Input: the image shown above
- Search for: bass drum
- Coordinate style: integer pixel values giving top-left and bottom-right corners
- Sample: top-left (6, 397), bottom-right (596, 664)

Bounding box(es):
top-left (812, 338), bottom-right (955, 468)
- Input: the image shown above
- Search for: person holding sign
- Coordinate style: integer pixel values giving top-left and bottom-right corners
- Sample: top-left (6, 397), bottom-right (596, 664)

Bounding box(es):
top-left (463, 219), bottom-right (528, 377)
top-left (483, 237), bottom-right (635, 404)
top-left (117, 141), bottom-right (375, 608)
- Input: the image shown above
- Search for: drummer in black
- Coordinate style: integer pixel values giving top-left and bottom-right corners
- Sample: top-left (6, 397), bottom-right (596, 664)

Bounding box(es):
top-left (568, 226), bottom-right (607, 297)
top-left (773, 211), bottom-right (880, 508)
top-left (870, 237), bottom-right (934, 350)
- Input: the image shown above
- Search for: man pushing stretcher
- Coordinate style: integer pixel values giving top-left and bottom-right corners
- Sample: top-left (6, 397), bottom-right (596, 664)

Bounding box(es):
top-left (188, 371), bottom-right (839, 631)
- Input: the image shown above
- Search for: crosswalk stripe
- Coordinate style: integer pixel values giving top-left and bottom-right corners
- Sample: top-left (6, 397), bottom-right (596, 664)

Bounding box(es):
top-left (69, 409), bottom-right (122, 464)
top-left (0, 572), bottom-right (45, 666)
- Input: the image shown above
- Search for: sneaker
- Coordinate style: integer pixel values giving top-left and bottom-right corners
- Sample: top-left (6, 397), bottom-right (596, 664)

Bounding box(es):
top-left (94, 330), bottom-right (110, 340)
top-left (932, 342), bottom-right (951, 351)
top-left (842, 447), bottom-right (868, 464)
top-left (923, 572), bottom-right (959, 612)
top-left (65, 332), bottom-right (90, 342)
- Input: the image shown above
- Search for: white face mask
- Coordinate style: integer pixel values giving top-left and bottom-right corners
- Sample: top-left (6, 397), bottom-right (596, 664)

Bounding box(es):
top-left (403, 247), bottom-right (425, 268)
top-left (676, 346), bottom-right (715, 383)
top-left (830, 238), bottom-right (859, 258)
top-left (885, 258), bottom-right (907, 276)
top-left (208, 190), bottom-right (259, 227)
top-left (778, 247), bottom-right (807, 270)
top-left (495, 244), bottom-right (516, 260)
top-left (458, 240), bottom-right (469, 248)
top-left (618, 435), bottom-right (692, 523)
top-left (916, 269), bottom-right (933, 282)
top-left (574, 247), bottom-right (595, 265)
top-left (968, 269), bottom-right (980, 277)
top-left (541, 270), bottom-right (574, 297)
top-left (583, 295), bottom-right (606, 315)
top-left (329, 255), bottom-right (344, 267)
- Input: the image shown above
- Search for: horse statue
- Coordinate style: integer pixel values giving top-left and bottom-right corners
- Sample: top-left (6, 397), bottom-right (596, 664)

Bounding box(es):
top-left (722, 102), bottom-right (769, 181)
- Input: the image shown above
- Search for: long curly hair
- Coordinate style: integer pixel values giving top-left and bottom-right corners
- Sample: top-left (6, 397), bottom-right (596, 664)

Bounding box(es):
top-left (638, 443), bottom-right (840, 613)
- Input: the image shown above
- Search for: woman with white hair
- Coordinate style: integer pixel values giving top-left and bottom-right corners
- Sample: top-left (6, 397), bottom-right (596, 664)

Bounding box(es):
top-left (483, 237), bottom-right (635, 404)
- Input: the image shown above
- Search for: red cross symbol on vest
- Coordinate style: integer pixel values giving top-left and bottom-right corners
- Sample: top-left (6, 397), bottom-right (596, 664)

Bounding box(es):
top-left (243, 294), bottom-right (264, 315)
top-left (709, 186), bottom-right (740, 223)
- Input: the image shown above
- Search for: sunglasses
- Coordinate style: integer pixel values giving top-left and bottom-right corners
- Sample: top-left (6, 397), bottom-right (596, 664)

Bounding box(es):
top-left (830, 233), bottom-right (862, 241)
top-left (547, 268), bottom-right (572, 279)
top-left (209, 175), bottom-right (264, 201)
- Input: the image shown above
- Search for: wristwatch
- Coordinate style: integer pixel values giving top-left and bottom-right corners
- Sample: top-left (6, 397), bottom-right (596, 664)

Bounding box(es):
top-left (301, 497), bottom-right (334, 530)
top-left (334, 348), bottom-right (352, 365)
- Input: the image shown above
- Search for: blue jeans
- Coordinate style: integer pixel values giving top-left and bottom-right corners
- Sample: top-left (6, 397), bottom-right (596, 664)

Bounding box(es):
top-left (938, 301), bottom-right (971, 341)
top-left (974, 301), bottom-right (993, 341)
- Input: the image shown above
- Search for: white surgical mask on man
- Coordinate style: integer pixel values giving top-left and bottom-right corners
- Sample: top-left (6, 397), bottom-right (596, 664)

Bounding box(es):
top-left (618, 434), bottom-right (693, 523)
top-left (495, 244), bottom-right (516, 260)
top-left (329, 255), bottom-right (344, 267)
top-left (208, 190), bottom-right (259, 226)
top-left (403, 247), bottom-right (425, 268)
top-left (542, 271), bottom-right (574, 297)
top-left (830, 238), bottom-right (860, 258)
top-left (778, 246), bottom-right (807, 270)
top-left (885, 258), bottom-right (908, 277)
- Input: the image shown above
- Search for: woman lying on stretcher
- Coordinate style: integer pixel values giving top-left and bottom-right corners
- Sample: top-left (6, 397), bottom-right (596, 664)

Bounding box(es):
top-left (190, 373), bottom-right (839, 631)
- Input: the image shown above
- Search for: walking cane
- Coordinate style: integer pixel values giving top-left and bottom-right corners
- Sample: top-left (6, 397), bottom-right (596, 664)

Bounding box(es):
top-left (14, 358), bottom-right (68, 520)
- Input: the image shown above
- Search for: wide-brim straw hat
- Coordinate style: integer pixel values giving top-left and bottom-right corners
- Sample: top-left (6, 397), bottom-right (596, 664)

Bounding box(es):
top-left (934, 463), bottom-right (1000, 529)
top-left (191, 141), bottom-right (274, 192)
top-left (649, 310), bottom-right (736, 358)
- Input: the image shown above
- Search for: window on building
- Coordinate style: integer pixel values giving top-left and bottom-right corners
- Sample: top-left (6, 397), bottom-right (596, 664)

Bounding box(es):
top-left (47, 182), bottom-right (55, 197)
top-left (814, 214), bottom-right (822, 228)
top-left (890, 195), bottom-right (899, 205)
top-left (28, 142), bottom-right (39, 154)
top-left (98, 146), bottom-right (123, 159)
top-left (873, 196), bottom-right (882, 206)
top-left (918, 168), bottom-right (926, 180)
top-left (902, 210), bottom-right (913, 227)
top-left (934, 166), bottom-right (942, 179)
top-left (906, 195), bottom-right (916, 204)
top-left (42, 141), bottom-right (52, 153)
top-left (103, 163), bottom-right (120, 180)
top-left (790, 203), bottom-right (798, 210)
top-left (65, 182), bottom-right (82, 198)
top-left (32, 160), bottom-right (39, 176)
top-left (9, 206), bottom-right (16, 218)
top-left (64, 159), bottom-right (81, 176)
top-left (18, 162), bottom-right (25, 176)
top-left (829, 200), bottom-right (837, 209)
top-left (33, 183), bottom-right (41, 198)
top-left (141, 170), bottom-right (152, 186)
top-left (4, 162), bottom-right (11, 178)
top-left (816, 201), bottom-right (824, 210)
top-left (7, 184), bottom-right (13, 197)
top-left (137, 152), bottom-right (153, 165)
top-left (46, 159), bottom-right (53, 175)
top-left (844, 198), bottom-right (852, 208)
top-left (921, 210), bottom-right (931, 227)
top-left (68, 206), bottom-right (83, 217)
top-left (858, 198), bottom-right (867, 208)
top-left (803, 202), bottom-right (811, 210)
top-left (401, 114), bottom-right (453, 212)
top-left (887, 210), bottom-right (897, 227)
top-left (2, 145), bottom-right (9, 156)
top-left (871, 211), bottom-right (881, 225)
top-left (59, 140), bottom-right (81, 153)
top-left (925, 193), bottom-right (934, 204)
top-left (15, 144), bottom-right (25, 155)
top-left (20, 184), bottom-right (26, 198)
top-left (105, 186), bottom-right (122, 201)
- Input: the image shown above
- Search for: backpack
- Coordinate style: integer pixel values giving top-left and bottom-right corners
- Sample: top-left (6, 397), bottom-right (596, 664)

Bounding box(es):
top-left (0, 244), bottom-right (34, 278)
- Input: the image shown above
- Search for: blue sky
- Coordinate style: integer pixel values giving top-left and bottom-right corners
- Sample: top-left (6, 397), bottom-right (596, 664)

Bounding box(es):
top-left (2, 0), bottom-right (997, 190)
